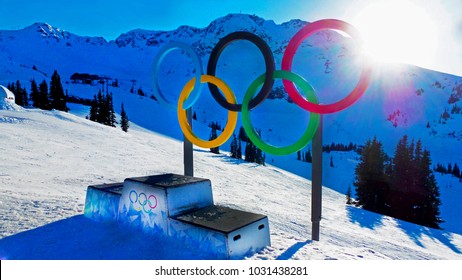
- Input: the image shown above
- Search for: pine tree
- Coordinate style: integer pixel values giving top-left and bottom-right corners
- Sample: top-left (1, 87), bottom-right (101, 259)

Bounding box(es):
top-left (389, 135), bottom-right (414, 220)
top-left (13, 80), bottom-right (23, 106)
top-left (254, 129), bottom-right (265, 165)
top-left (354, 137), bottom-right (389, 213)
top-left (245, 141), bottom-right (255, 163)
top-left (346, 185), bottom-right (352, 205)
top-left (96, 90), bottom-right (104, 123)
top-left (452, 163), bottom-right (460, 178)
top-left (389, 136), bottom-right (442, 228)
top-left (230, 134), bottom-right (239, 159)
top-left (88, 91), bottom-right (116, 128)
top-left (305, 149), bottom-right (312, 163)
top-left (16, 81), bottom-right (28, 107)
top-left (237, 140), bottom-right (242, 159)
top-left (22, 86), bottom-right (29, 106)
top-left (38, 80), bottom-right (50, 110)
top-left (209, 125), bottom-right (219, 154)
top-left (10, 80), bottom-right (28, 106)
top-left (49, 70), bottom-right (68, 111)
top-left (120, 102), bottom-right (129, 132)
top-left (238, 126), bottom-right (249, 142)
top-left (30, 79), bottom-right (40, 108)
top-left (416, 150), bottom-right (442, 228)
top-left (89, 95), bottom-right (98, 122)
top-left (107, 93), bottom-right (116, 127)
top-left (256, 145), bottom-right (265, 165)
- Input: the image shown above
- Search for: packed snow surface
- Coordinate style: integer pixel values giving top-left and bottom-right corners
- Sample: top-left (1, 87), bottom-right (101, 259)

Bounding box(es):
top-left (0, 109), bottom-right (461, 260)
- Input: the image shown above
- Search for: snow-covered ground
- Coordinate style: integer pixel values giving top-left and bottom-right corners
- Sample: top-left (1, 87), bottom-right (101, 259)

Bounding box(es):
top-left (1, 108), bottom-right (461, 260)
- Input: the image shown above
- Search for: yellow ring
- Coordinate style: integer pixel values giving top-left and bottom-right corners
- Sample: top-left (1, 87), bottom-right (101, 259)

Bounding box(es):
top-left (178, 75), bottom-right (238, 148)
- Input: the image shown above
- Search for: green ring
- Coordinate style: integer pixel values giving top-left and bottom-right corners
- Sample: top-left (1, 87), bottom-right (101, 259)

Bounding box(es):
top-left (241, 70), bottom-right (320, 155)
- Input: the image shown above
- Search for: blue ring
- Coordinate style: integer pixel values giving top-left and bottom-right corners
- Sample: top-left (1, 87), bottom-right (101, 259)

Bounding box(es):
top-left (152, 41), bottom-right (203, 109)
top-left (129, 190), bottom-right (138, 203)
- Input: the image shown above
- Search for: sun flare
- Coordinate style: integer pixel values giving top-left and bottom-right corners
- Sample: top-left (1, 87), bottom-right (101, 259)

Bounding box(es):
top-left (352, 0), bottom-right (437, 68)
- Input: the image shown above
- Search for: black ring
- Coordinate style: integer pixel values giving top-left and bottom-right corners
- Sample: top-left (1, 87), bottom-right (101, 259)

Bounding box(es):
top-left (207, 31), bottom-right (275, 112)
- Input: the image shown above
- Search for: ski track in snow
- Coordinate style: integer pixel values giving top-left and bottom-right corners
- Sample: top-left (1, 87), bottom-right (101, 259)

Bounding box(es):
top-left (1, 109), bottom-right (461, 260)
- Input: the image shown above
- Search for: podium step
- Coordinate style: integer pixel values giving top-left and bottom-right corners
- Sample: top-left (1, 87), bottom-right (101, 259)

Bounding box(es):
top-left (175, 205), bottom-right (267, 234)
top-left (173, 205), bottom-right (270, 259)
top-left (118, 174), bottom-right (213, 234)
top-left (125, 173), bottom-right (209, 188)
top-left (84, 183), bottom-right (123, 222)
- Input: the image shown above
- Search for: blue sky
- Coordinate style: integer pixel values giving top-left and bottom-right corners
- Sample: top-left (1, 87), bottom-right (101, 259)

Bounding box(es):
top-left (0, 0), bottom-right (461, 76)
top-left (0, 0), bottom-right (347, 39)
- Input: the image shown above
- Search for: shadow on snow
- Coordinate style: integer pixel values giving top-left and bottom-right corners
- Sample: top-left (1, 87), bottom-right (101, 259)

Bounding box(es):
top-left (396, 219), bottom-right (462, 255)
top-left (276, 240), bottom-right (312, 260)
top-left (0, 215), bottom-right (220, 260)
top-left (347, 205), bottom-right (384, 230)
top-left (347, 205), bottom-right (462, 255)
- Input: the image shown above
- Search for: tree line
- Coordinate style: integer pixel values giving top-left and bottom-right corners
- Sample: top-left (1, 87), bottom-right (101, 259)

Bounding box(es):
top-left (7, 70), bottom-right (129, 132)
top-left (297, 148), bottom-right (312, 163)
top-left (87, 91), bottom-right (130, 132)
top-left (7, 70), bottom-right (68, 112)
top-left (434, 162), bottom-right (461, 179)
top-left (208, 124), bottom-right (265, 165)
top-left (323, 142), bottom-right (358, 153)
top-left (353, 135), bottom-right (442, 229)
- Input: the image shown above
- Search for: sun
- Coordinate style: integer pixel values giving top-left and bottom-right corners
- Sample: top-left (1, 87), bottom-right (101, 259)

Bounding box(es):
top-left (352, 0), bottom-right (437, 68)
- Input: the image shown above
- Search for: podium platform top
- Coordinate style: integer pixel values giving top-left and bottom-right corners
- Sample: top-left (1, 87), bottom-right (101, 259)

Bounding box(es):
top-left (175, 205), bottom-right (267, 234)
top-left (88, 183), bottom-right (124, 195)
top-left (125, 173), bottom-right (209, 189)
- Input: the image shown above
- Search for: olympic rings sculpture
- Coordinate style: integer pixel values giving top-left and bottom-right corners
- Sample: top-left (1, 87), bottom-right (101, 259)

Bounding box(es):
top-left (152, 19), bottom-right (372, 155)
top-left (129, 190), bottom-right (158, 213)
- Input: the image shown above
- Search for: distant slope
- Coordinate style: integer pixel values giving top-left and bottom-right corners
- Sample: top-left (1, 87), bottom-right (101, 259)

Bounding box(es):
top-left (0, 109), bottom-right (461, 259)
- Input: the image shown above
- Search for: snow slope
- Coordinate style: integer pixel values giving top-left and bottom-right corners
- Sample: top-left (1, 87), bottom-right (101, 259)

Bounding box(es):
top-left (0, 109), bottom-right (461, 260)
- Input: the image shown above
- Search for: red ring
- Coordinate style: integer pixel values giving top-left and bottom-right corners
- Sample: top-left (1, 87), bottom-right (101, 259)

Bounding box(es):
top-left (281, 19), bottom-right (372, 114)
top-left (147, 195), bottom-right (158, 209)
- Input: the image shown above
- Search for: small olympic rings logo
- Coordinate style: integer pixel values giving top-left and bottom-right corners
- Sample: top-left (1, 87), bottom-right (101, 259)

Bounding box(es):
top-left (129, 190), bottom-right (158, 213)
top-left (152, 19), bottom-right (373, 155)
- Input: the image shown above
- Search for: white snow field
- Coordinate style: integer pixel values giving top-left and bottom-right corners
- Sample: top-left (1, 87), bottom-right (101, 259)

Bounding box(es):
top-left (0, 108), bottom-right (461, 260)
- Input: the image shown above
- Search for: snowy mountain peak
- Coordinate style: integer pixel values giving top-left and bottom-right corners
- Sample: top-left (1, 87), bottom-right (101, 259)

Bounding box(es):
top-left (281, 18), bottom-right (309, 29)
top-left (13, 22), bottom-right (108, 45)
top-left (25, 22), bottom-right (69, 40)
top-left (113, 13), bottom-right (308, 50)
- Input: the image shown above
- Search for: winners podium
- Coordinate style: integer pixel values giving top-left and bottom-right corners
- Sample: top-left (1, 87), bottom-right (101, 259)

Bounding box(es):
top-left (84, 174), bottom-right (270, 259)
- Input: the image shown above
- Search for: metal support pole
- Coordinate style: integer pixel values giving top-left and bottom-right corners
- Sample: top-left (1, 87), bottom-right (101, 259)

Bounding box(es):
top-left (311, 116), bottom-right (323, 241)
top-left (184, 108), bottom-right (194, 177)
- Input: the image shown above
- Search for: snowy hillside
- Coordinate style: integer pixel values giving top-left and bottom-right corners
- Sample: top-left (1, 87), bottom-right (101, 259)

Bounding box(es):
top-left (0, 109), bottom-right (461, 260)
top-left (0, 13), bottom-right (461, 250)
